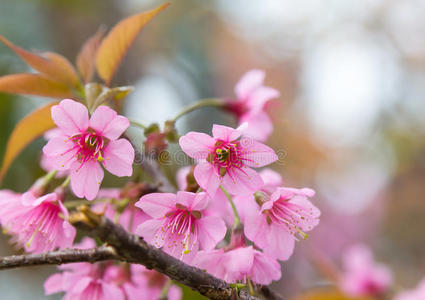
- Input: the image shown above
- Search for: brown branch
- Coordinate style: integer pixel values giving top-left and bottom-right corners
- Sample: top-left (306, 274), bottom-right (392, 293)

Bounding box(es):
top-left (69, 206), bottom-right (285, 300)
top-left (0, 246), bottom-right (118, 270)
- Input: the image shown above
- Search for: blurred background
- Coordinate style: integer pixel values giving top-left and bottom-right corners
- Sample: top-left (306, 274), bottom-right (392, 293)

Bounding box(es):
top-left (0, 0), bottom-right (424, 299)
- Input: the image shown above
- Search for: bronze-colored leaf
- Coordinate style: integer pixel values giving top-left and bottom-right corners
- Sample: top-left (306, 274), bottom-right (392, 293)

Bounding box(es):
top-left (0, 35), bottom-right (81, 88)
top-left (76, 27), bottom-right (106, 83)
top-left (95, 3), bottom-right (170, 85)
top-left (0, 102), bottom-right (58, 181)
top-left (0, 73), bottom-right (74, 98)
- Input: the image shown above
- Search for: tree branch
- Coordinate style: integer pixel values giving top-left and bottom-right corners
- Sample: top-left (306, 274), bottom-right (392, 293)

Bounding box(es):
top-left (0, 246), bottom-right (118, 270)
top-left (68, 206), bottom-right (284, 300)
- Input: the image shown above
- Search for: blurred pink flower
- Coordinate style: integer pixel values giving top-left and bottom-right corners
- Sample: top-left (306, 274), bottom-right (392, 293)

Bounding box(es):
top-left (225, 69), bottom-right (280, 142)
top-left (395, 279), bottom-right (425, 300)
top-left (339, 244), bottom-right (393, 298)
top-left (243, 186), bottom-right (320, 261)
top-left (0, 189), bottom-right (76, 253)
top-left (92, 188), bottom-right (150, 233)
top-left (177, 166), bottom-right (234, 225)
top-left (135, 191), bottom-right (226, 261)
top-left (43, 99), bottom-right (134, 200)
top-left (179, 124), bottom-right (277, 197)
top-left (193, 246), bottom-right (281, 285)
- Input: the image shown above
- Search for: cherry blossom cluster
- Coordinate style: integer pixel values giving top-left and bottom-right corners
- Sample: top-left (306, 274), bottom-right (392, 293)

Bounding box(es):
top-left (0, 70), bottom-right (321, 299)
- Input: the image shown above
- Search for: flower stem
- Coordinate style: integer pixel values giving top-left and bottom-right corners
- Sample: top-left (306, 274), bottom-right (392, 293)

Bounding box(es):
top-left (220, 185), bottom-right (241, 228)
top-left (159, 278), bottom-right (172, 299)
top-left (129, 119), bottom-right (147, 130)
top-left (172, 98), bottom-right (225, 122)
top-left (61, 176), bottom-right (71, 188)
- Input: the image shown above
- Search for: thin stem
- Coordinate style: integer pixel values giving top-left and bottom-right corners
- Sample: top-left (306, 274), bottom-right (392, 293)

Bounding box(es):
top-left (172, 98), bottom-right (225, 122)
top-left (61, 175), bottom-right (71, 188)
top-left (129, 119), bottom-right (147, 130)
top-left (220, 185), bottom-right (241, 228)
top-left (159, 279), bottom-right (172, 299)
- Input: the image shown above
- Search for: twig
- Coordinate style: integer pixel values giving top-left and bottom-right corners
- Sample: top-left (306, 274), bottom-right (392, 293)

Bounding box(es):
top-left (0, 246), bottom-right (118, 270)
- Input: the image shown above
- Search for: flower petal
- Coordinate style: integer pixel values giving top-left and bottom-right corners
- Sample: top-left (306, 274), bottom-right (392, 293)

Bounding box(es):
top-left (197, 216), bottom-right (226, 250)
top-left (44, 273), bottom-right (64, 295)
top-left (102, 139), bottom-right (134, 177)
top-left (240, 111), bottom-right (273, 142)
top-left (135, 219), bottom-right (165, 247)
top-left (234, 69), bottom-right (265, 100)
top-left (179, 132), bottom-right (215, 159)
top-left (89, 105), bottom-right (129, 140)
top-left (176, 191), bottom-right (209, 211)
top-left (70, 160), bottom-right (104, 200)
top-left (222, 166), bottom-right (263, 196)
top-left (250, 251), bottom-right (281, 285)
top-left (51, 99), bottom-right (88, 136)
top-left (265, 223), bottom-right (295, 260)
top-left (246, 86), bottom-right (280, 113)
top-left (212, 124), bottom-right (241, 142)
top-left (42, 137), bottom-right (77, 170)
top-left (259, 169), bottom-right (282, 188)
top-left (240, 138), bottom-right (278, 167)
top-left (135, 193), bottom-right (176, 218)
top-left (194, 162), bottom-right (220, 197)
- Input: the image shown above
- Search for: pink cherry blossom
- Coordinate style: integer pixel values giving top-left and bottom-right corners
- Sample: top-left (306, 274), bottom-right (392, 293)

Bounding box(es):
top-left (0, 189), bottom-right (76, 253)
top-left (193, 246), bottom-right (281, 285)
top-left (43, 99), bottom-right (134, 200)
top-left (177, 166), bottom-right (234, 225)
top-left (179, 124), bottom-right (277, 196)
top-left (135, 191), bottom-right (227, 260)
top-left (243, 186), bottom-right (320, 261)
top-left (339, 244), bottom-right (393, 298)
top-left (395, 278), bottom-right (425, 300)
top-left (225, 69), bottom-right (280, 142)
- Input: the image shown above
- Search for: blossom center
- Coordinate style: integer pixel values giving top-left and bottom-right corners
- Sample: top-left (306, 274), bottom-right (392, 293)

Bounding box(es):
top-left (155, 205), bottom-right (201, 255)
top-left (265, 197), bottom-right (314, 240)
top-left (70, 131), bottom-right (105, 165)
top-left (209, 140), bottom-right (243, 176)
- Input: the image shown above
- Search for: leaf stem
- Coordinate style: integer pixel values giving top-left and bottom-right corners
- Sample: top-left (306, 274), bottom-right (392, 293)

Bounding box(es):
top-left (172, 98), bottom-right (225, 122)
top-left (220, 185), bottom-right (241, 228)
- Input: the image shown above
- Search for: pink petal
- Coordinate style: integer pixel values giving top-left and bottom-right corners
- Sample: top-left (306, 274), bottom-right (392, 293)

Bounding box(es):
top-left (51, 99), bottom-right (88, 136)
top-left (135, 193), bottom-right (176, 218)
top-left (197, 216), bottom-right (227, 250)
top-left (176, 191), bottom-right (209, 211)
top-left (102, 282), bottom-right (125, 300)
top-left (70, 160), bottom-right (104, 200)
top-left (260, 169), bottom-right (282, 187)
top-left (223, 246), bottom-right (254, 279)
top-left (102, 139), bottom-right (134, 177)
top-left (234, 69), bottom-right (265, 100)
top-left (246, 86), bottom-right (280, 113)
top-left (240, 111), bottom-right (273, 142)
top-left (89, 105), bottom-right (129, 140)
top-left (193, 162), bottom-right (220, 197)
top-left (265, 223), bottom-right (295, 260)
top-left (250, 251), bottom-right (281, 285)
top-left (168, 285), bottom-right (183, 300)
top-left (71, 276), bottom-right (92, 294)
top-left (244, 212), bottom-right (268, 246)
top-left (176, 166), bottom-right (190, 190)
top-left (212, 124), bottom-right (241, 142)
top-left (222, 166), bottom-right (263, 196)
top-left (135, 220), bottom-right (165, 245)
top-left (179, 132), bottom-right (215, 160)
top-left (240, 138), bottom-right (278, 168)
top-left (44, 273), bottom-right (63, 295)
top-left (42, 137), bottom-right (77, 170)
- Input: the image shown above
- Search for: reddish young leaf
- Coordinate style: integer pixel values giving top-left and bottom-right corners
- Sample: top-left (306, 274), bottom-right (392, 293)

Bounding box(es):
top-left (0, 35), bottom-right (81, 88)
top-left (0, 102), bottom-right (58, 181)
top-left (76, 27), bottom-right (106, 83)
top-left (95, 3), bottom-right (170, 85)
top-left (0, 73), bottom-right (74, 98)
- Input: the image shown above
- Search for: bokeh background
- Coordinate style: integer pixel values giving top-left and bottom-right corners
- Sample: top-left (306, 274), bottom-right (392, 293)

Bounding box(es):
top-left (0, 0), bottom-right (424, 299)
